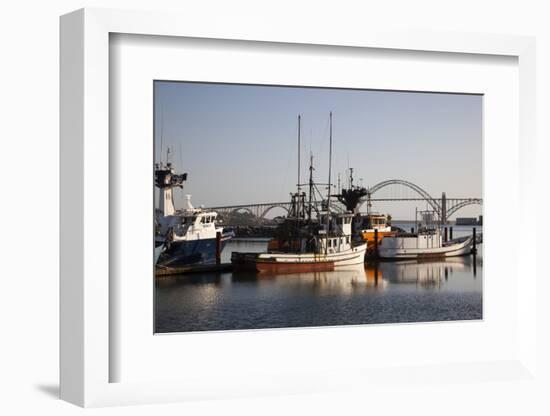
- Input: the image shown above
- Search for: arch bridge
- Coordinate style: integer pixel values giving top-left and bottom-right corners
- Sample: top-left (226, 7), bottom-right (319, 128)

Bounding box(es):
top-left (207, 200), bottom-right (345, 223)
top-left (206, 179), bottom-right (482, 224)
top-left (360, 179), bottom-right (482, 223)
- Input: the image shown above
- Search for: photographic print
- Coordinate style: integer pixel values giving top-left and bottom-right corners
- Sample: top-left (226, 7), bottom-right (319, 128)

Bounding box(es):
top-left (154, 81), bottom-right (483, 333)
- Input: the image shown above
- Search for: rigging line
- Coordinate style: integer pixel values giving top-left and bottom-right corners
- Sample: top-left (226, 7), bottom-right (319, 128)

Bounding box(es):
top-left (178, 141), bottom-right (184, 206)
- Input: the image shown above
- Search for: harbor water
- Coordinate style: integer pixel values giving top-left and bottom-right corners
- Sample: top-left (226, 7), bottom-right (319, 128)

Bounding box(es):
top-left (155, 225), bottom-right (482, 333)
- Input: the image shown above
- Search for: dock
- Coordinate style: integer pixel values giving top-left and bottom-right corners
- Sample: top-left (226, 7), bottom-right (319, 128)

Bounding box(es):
top-left (155, 262), bottom-right (233, 278)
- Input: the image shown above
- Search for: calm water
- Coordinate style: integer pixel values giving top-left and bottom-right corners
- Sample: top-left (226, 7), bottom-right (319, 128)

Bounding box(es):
top-left (155, 225), bottom-right (482, 333)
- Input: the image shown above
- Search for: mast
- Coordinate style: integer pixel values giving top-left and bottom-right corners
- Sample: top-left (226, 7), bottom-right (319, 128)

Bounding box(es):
top-left (159, 104), bottom-right (165, 166)
top-left (326, 112), bottom-right (333, 251)
top-left (297, 115), bottom-right (301, 193)
top-left (308, 153), bottom-right (314, 222)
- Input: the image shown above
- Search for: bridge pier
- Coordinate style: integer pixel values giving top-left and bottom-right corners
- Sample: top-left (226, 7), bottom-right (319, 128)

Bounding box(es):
top-left (441, 192), bottom-right (447, 224)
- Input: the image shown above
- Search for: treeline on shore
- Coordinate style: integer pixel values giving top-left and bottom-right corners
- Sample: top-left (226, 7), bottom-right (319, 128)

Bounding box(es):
top-left (228, 225), bottom-right (278, 238)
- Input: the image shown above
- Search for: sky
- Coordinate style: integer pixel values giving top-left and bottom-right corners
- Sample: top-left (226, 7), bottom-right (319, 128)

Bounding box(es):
top-left (154, 81), bottom-right (482, 220)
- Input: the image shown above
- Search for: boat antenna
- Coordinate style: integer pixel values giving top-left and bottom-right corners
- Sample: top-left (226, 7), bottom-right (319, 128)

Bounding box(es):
top-left (178, 142), bottom-right (184, 205)
top-left (159, 103), bottom-right (165, 166)
top-left (347, 154), bottom-right (350, 188)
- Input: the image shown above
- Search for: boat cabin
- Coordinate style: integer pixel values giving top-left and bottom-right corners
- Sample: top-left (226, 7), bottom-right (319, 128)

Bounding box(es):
top-left (362, 213), bottom-right (391, 232)
top-left (179, 211), bottom-right (218, 227)
top-left (319, 213), bottom-right (354, 236)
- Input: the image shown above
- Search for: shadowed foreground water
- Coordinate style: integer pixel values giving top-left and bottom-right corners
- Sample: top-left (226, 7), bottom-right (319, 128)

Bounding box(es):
top-left (155, 236), bottom-right (483, 333)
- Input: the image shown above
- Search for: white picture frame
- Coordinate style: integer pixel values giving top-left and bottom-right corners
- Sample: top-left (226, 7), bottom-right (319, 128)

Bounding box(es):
top-left (60, 8), bottom-right (538, 408)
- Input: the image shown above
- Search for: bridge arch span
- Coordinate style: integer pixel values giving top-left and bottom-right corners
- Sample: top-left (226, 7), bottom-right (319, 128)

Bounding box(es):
top-left (359, 179), bottom-right (441, 214)
top-left (259, 204), bottom-right (291, 219)
top-left (230, 207), bottom-right (256, 216)
top-left (446, 199), bottom-right (482, 218)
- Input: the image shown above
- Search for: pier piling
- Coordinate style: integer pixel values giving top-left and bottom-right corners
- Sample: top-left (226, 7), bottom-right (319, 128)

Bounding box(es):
top-left (472, 227), bottom-right (477, 255)
top-left (449, 226), bottom-right (453, 240)
top-left (216, 231), bottom-right (221, 265)
top-left (374, 229), bottom-right (379, 257)
top-left (444, 227), bottom-right (448, 242)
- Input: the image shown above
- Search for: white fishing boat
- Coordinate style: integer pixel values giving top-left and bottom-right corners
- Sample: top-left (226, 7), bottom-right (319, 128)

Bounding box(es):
top-left (377, 210), bottom-right (474, 260)
top-left (377, 232), bottom-right (473, 260)
top-left (232, 113), bottom-right (367, 274)
top-left (232, 212), bottom-right (367, 273)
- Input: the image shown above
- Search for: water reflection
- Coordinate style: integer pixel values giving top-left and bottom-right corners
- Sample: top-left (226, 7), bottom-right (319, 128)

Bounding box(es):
top-left (155, 239), bottom-right (483, 332)
top-left (249, 263), bottom-right (388, 294)
top-left (159, 255), bottom-right (479, 293)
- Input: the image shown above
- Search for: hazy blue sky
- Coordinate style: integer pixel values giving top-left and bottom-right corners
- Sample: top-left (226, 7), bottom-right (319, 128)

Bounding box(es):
top-left (154, 81), bottom-right (482, 219)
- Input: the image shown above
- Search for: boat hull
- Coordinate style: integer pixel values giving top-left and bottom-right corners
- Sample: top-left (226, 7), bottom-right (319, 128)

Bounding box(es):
top-left (377, 236), bottom-right (473, 260)
top-left (157, 234), bottom-right (232, 267)
top-left (362, 230), bottom-right (396, 257)
top-left (154, 244), bottom-right (164, 265)
top-left (232, 243), bottom-right (367, 274)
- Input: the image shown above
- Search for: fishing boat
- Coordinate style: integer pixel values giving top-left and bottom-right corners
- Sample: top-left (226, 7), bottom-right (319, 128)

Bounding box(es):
top-left (333, 169), bottom-right (397, 257)
top-left (232, 211), bottom-right (367, 273)
top-left (377, 231), bottom-right (474, 260)
top-left (232, 113), bottom-right (367, 274)
top-left (376, 210), bottom-right (474, 260)
top-left (154, 155), bottom-right (234, 267)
